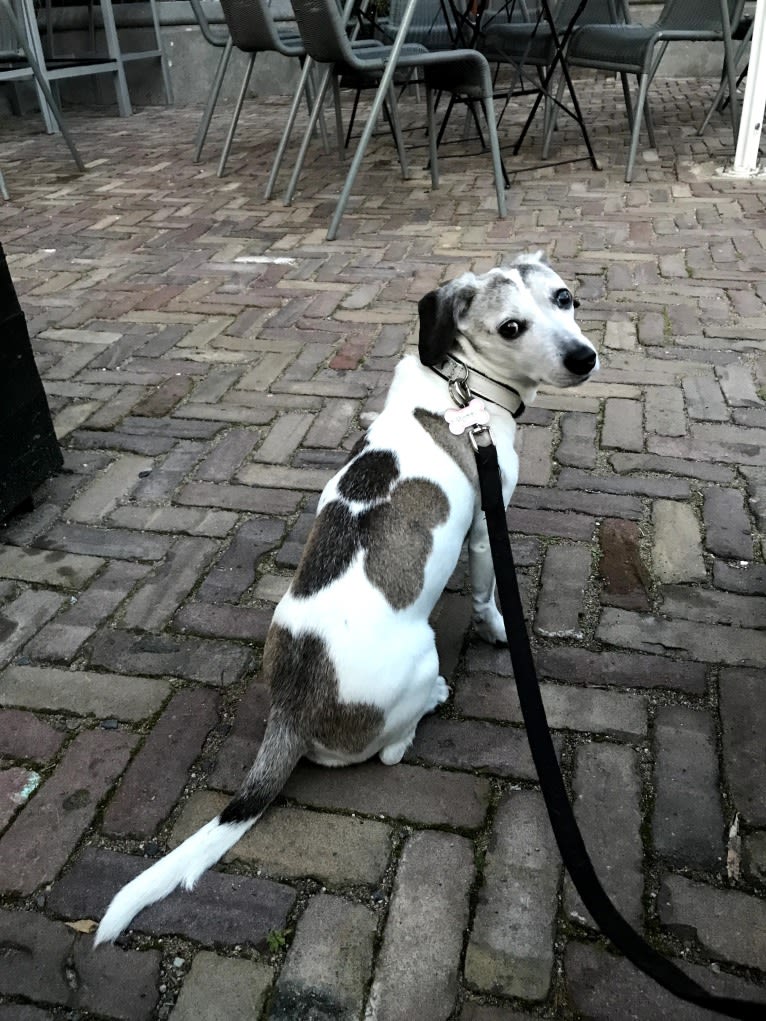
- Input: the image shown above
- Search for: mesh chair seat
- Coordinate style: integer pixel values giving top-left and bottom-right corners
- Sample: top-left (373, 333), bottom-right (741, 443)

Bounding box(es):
top-left (567, 23), bottom-right (725, 72)
top-left (418, 49), bottom-right (498, 99)
top-left (482, 22), bottom-right (555, 65)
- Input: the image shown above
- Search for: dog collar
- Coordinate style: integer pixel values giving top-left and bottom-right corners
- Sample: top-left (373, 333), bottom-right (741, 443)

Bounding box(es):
top-left (430, 355), bottom-right (526, 419)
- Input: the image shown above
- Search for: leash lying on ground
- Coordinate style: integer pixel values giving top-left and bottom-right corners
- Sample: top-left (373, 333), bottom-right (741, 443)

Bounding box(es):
top-left (471, 431), bottom-right (763, 1020)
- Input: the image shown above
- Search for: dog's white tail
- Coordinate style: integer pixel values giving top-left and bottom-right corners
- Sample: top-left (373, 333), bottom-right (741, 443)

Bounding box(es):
top-left (94, 815), bottom-right (253, 945)
top-left (94, 716), bottom-right (303, 946)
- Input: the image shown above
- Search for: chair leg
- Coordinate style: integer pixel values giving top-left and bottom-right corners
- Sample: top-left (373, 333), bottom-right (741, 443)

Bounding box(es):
top-left (264, 55), bottom-right (315, 200)
top-left (542, 70), bottom-right (566, 159)
top-left (427, 84), bottom-right (439, 190)
top-left (194, 38), bottom-right (233, 163)
top-left (620, 72), bottom-right (654, 151)
top-left (344, 88), bottom-right (362, 150)
top-left (325, 69), bottom-right (394, 240)
top-left (217, 52), bottom-right (256, 178)
top-left (386, 83), bottom-right (410, 179)
top-left (719, 1), bottom-right (741, 143)
top-left (148, 0), bottom-right (173, 104)
top-left (0, 0), bottom-right (84, 170)
top-left (332, 75), bottom-right (345, 158)
top-left (482, 94), bottom-right (507, 218)
top-left (620, 72), bottom-right (634, 132)
top-left (283, 64), bottom-right (334, 206)
top-left (625, 71), bottom-right (650, 183)
top-left (306, 65), bottom-right (331, 154)
top-left (98, 0), bottom-right (133, 117)
top-left (699, 23), bottom-right (753, 134)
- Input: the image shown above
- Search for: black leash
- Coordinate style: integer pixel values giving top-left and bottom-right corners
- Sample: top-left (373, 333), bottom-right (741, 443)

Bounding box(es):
top-left (474, 439), bottom-right (764, 1020)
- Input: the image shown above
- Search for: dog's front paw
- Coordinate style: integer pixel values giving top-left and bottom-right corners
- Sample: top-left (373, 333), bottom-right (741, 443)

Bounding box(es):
top-left (472, 609), bottom-right (508, 646)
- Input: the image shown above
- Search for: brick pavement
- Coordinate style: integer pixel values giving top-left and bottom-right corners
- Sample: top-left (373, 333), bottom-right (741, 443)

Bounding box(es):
top-left (0, 74), bottom-right (765, 1019)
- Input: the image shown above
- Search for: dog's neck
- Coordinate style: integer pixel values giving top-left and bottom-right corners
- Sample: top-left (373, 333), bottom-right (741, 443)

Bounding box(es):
top-left (428, 353), bottom-right (526, 419)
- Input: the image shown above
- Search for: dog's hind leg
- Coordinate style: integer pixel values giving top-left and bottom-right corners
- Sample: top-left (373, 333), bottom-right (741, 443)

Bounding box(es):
top-left (379, 674), bottom-right (449, 765)
top-left (380, 733), bottom-right (417, 765)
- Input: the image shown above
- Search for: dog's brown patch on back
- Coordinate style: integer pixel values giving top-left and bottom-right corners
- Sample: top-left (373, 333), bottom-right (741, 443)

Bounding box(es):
top-left (291, 500), bottom-right (360, 598)
top-left (265, 625), bottom-right (383, 754)
top-left (414, 408), bottom-right (478, 485)
top-left (338, 449), bottom-right (399, 504)
top-left (360, 479), bottom-right (450, 609)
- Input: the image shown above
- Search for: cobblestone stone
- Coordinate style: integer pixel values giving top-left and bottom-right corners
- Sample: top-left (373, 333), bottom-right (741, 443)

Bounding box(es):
top-left (48, 846), bottom-right (296, 947)
top-left (0, 545), bottom-right (104, 588)
top-left (703, 486), bottom-right (754, 560)
top-left (719, 667), bottom-right (766, 826)
top-left (170, 952), bottom-right (273, 1021)
top-left (534, 542), bottom-right (591, 639)
top-left (652, 499), bottom-right (707, 583)
top-left (272, 895), bottom-right (376, 1020)
top-left (367, 831), bottom-right (473, 1021)
top-left (171, 791), bottom-right (391, 885)
top-left (565, 941), bottom-right (766, 1020)
top-left (89, 629), bottom-right (252, 685)
top-left (0, 664), bottom-right (170, 719)
top-left (465, 790), bottom-right (560, 1001)
top-left (658, 874), bottom-right (766, 971)
top-left (0, 708), bottom-right (65, 761)
top-left (653, 705), bottom-right (725, 868)
top-left (103, 687), bottom-right (220, 837)
top-left (564, 741), bottom-right (643, 929)
top-left (0, 908), bottom-right (160, 1019)
top-left (598, 517), bottom-right (651, 610)
top-left (0, 729), bottom-right (136, 894)
top-left (598, 607), bottom-right (766, 665)
top-left (283, 761), bottom-right (490, 829)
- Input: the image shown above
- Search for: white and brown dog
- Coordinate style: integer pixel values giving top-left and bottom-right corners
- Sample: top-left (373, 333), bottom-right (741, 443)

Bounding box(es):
top-left (95, 252), bottom-right (598, 945)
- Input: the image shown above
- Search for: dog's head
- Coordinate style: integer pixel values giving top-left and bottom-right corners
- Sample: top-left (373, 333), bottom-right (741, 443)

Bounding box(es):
top-left (418, 252), bottom-right (599, 400)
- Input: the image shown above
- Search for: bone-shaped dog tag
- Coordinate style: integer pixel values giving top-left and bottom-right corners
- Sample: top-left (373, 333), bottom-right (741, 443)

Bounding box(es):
top-left (444, 398), bottom-right (490, 435)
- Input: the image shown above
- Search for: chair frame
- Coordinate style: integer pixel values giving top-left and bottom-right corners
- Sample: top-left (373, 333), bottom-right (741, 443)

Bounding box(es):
top-left (284, 0), bottom-right (507, 239)
top-left (0, 0), bottom-right (84, 197)
top-left (565, 0), bottom-right (744, 181)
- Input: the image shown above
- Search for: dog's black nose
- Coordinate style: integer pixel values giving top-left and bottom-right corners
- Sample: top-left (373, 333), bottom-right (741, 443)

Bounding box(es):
top-left (564, 346), bottom-right (597, 376)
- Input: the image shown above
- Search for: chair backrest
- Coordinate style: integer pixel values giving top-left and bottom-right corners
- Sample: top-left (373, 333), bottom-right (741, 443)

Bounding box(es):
top-left (552, 0), bottom-right (626, 27)
top-left (188, 0), bottom-right (229, 47)
top-left (219, 0), bottom-right (284, 53)
top-left (290, 0), bottom-right (359, 64)
top-left (657, 0), bottom-right (744, 33)
top-left (387, 0), bottom-right (455, 49)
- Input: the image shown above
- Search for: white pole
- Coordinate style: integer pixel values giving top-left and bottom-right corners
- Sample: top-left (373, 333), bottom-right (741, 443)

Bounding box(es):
top-left (731, 0), bottom-right (766, 175)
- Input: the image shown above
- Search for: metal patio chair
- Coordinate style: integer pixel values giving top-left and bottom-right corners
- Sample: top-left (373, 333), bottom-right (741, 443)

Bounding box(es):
top-left (203, 0), bottom-right (397, 183)
top-left (198, 0), bottom-right (320, 177)
top-left (481, 0), bottom-right (625, 156)
top-left (564, 0), bottom-right (746, 181)
top-left (0, 0), bottom-right (85, 198)
top-left (283, 0), bottom-right (507, 239)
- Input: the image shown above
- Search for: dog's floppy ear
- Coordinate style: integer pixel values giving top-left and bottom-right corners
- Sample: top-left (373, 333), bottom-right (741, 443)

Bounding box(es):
top-left (417, 282), bottom-right (475, 366)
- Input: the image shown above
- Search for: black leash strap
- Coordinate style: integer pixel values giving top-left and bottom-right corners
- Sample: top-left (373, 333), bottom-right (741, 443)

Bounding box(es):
top-left (475, 441), bottom-right (763, 1020)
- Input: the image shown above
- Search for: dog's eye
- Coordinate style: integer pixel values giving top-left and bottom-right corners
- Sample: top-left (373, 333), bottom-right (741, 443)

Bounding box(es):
top-left (554, 288), bottom-right (574, 309)
top-left (498, 319), bottom-right (524, 340)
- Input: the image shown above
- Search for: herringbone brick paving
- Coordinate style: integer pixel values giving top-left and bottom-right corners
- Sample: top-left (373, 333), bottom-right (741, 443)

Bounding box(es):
top-left (0, 73), bottom-right (765, 1019)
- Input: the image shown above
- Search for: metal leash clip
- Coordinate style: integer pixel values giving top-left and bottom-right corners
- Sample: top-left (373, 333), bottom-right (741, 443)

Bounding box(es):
top-left (447, 362), bottom-right (471, 409)
top-left (445, 364), bottom-right (493, 451)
